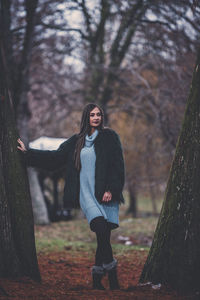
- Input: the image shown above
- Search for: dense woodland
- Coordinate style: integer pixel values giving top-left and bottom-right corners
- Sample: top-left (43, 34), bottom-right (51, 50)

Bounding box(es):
top-left (1, 0), bottom-right (200, 296)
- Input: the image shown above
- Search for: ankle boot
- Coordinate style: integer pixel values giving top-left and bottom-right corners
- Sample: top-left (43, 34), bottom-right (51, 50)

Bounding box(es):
top-left (108, 267), bottom-right (120, 290)
top-left (103, 258), bottom-right (120, 290)
top-left (92, 265), bottom-right (105, 290)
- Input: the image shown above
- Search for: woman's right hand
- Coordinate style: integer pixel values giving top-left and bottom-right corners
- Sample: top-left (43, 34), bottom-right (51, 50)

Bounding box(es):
top-left (17, 138), bottom-right (27, 152)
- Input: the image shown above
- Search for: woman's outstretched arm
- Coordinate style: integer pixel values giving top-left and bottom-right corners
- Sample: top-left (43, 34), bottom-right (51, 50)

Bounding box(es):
top-left (17, 135), bottom-right (77, 171)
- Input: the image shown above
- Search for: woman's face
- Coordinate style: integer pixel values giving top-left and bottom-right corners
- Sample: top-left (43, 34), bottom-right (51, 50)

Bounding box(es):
top-left (89, 107), bottom-right (102, 128)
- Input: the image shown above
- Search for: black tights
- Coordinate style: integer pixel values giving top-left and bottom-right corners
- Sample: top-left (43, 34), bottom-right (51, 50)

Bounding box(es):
top-left (90, 216), bottom-right (113, 266)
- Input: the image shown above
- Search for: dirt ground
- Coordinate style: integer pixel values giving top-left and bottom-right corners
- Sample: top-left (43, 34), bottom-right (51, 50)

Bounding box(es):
top-left (0, 250), bottom-right (198, 300)
top-left (0, 214), bottom-right (199, 300)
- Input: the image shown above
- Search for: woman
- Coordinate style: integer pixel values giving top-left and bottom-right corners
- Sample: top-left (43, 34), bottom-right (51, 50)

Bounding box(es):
top-left (17, 103), bottom-right (125, 290)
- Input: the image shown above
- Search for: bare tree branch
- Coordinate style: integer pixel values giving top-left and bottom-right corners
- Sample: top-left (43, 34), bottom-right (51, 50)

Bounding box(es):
top-left (79, 0), bottom-right (93, 40)
top-left (40, 21), bottom-right (88, 40)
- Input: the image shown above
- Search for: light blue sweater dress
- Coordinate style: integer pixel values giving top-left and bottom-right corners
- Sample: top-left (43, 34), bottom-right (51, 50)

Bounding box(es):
top-left (79, 129), bottom-right (119, 228)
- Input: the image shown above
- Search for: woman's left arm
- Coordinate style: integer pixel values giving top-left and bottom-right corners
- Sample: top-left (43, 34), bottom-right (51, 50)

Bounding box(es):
top-left (106, 130), bottom-right (125, 196)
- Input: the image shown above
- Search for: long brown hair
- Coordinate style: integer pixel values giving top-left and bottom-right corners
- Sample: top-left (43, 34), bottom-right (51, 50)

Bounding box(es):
top-left (74, 103), bottom-right (104, 171)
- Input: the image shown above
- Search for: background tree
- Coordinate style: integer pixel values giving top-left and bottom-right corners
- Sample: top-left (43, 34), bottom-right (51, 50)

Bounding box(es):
top-left (116, 50), bottom-right (195, 215)
top-left (58, 0), bottom-right (199, 121)
top-left (9, 0), bottom-right (51, 224)
top-left (0, 0), bottom-right (40, 280)
top-left (140, 47), bottom-right (200, 292)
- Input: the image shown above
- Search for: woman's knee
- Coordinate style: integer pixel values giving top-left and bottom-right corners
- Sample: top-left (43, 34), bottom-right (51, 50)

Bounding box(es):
top-left (90, 216), bottom-right (108, 233)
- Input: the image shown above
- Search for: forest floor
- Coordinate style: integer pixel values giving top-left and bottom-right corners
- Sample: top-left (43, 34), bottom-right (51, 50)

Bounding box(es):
top-left (0, 198), bottom-right (198, 299)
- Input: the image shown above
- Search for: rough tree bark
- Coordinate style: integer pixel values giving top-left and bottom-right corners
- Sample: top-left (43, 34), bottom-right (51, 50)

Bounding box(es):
top-left (140, 48), bottom-right (200, 292)
top-left (0, 42), bottom-right (40, 281)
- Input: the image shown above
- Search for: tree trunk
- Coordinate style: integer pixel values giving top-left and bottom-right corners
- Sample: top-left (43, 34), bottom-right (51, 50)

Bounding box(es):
top-left (82, 1), bottom-right (148, 125)
top-left (145, 137), bottom-right (157, 215)
top-left (148, 184), bottom-right (157, 215)
top-left (0, 82), bottom-right (40, 281)
top-left (126, 182), bottom-right (137, 217)
top-left (140, 49), bottom-right (200, 292)
top-left (0, 7), bottom-right (40, 280)
top-left (14, 0), bottom-right (49, 225)
top-left (28, 168), bottom-right (49, 225)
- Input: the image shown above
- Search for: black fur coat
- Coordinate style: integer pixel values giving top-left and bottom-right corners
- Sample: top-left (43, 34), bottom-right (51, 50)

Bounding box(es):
top-left (25, 128), bottom-right (125, 209)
